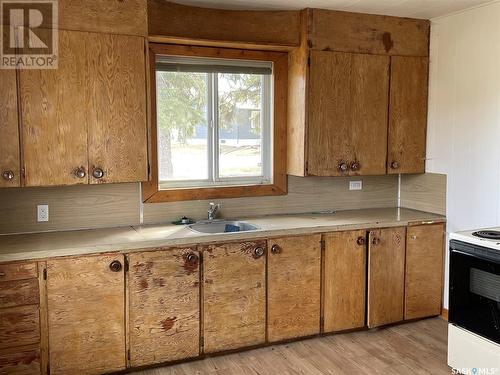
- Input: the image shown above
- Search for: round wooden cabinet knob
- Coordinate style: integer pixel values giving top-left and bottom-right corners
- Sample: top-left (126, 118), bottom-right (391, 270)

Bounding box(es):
top-left (74, 167), bottom-right (86, 179)
top-left (92, 168), bottom-right (104, 179)
top-left (371, 237), bottom-right (381, 245)
top-left (350, 161), bottom-right (361, 172)
top-left (109, 260), bottom-right (123, 272)
top-left (390, 161), bottom-right (400, 170)
top-left (2, 170), bottom-right (14, 181)
top-left (271, 244), bottom-right (281, 254)
top-left (338, 162), bottom-right (349, 173)
top-left (357, 237), bottom-right (366, 246)
top-left (254, 247), bottom-right (265, 258)
top-left (186, 253), bottom-right (199, 264)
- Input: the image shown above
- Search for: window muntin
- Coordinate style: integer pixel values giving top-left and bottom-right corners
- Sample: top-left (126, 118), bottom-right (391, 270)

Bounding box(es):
top-left (156, 56), bottom-right (273, 189)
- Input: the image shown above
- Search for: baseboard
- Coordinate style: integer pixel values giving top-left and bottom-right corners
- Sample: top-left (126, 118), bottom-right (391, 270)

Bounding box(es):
top-left (441, 308), bottom-right (448, 321)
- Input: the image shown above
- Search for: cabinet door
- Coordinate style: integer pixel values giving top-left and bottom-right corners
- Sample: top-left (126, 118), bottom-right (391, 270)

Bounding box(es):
top-left (20, 30), bottom-right (147, 187)
top-left (388, 56), bottom-right (429, 174)
top-left (323, 230), bottom-right (366, 333)
top-left (202, 241), bottom-right (266, 353)
top-left (368, 227), bottom-right (406, 328)
top-left (47, 254), bottom-right (126, 375)
top-left (405, 224), bottom-right (445, 320)
top-left (267, 234), bottom-right (321, 342)
top-left (87, 33), bottom-right (147, 184)
top-left (20, 30), bottom-right (89, 187)
top-left (128, 248), bottom-right (200, 367)
top-left (308, 51), bottom-right (389, 176)
top-left (0, 70), bottom-right (20, 188)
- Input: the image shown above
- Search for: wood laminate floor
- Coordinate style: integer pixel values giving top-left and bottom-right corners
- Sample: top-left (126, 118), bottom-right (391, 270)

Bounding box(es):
top-left (132, 317), bottom-right (450, 375)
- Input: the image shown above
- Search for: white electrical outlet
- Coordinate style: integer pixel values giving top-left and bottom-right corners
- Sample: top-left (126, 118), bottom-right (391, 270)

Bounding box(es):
top-left (349, 180), bottom-right (363, 191)
top-left (37, 205), bottom-right (49, 222)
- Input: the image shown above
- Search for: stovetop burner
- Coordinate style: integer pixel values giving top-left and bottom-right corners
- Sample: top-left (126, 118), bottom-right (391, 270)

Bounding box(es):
top-left (472, 230), bottom-right (500, 240)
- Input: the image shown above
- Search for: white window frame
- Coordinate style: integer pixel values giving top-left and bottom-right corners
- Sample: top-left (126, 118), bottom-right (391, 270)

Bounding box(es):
top-left (156, 56), bottom-right (274, 190)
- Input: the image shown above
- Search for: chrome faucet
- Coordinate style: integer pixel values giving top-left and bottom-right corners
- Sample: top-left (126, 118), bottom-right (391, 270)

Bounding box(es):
top-left (207, 202), bottom-right (221, 221)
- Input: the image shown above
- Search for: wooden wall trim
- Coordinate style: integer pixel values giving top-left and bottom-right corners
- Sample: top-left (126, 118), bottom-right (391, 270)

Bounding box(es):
top-left (147, 0), bottom-right (300, 49)
top-left (441, 308), bottom-right (448, 321)
top-left (286, 9), bottom-right (310, 176)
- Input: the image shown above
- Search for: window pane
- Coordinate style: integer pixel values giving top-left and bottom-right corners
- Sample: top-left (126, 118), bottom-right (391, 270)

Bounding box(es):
top-left (156, 71), bottom-right (209, 181)
top-left (218, 73), bottom-right (264, 178)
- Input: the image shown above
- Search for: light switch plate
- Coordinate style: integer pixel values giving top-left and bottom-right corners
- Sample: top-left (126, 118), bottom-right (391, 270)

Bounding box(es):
top-left (37, 205), bottom-right (49, 222)
top-left (349, 180), bottom-right (363, 191)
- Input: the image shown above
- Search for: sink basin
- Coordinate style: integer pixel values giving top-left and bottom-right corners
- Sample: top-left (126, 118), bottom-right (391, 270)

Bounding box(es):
top-left (188, 220), bottom-right (259, 234)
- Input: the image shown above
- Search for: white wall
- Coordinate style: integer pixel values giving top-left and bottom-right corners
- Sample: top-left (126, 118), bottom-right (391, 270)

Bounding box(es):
top-left (427, 0), bottom-right (500, 308)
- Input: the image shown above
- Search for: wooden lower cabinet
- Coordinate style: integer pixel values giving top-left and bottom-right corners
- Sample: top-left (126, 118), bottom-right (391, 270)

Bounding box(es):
top-left (405, 224), bottom-right (445, 320)
top-left (0, 346), bottom-right (41, 375)
top-left (323, 230), bottom-right (366, 332)
top-left (267, 234), bottom-right (321, 342)
top-left (202, 240), bottom-right (266, 353)
top-left (0, 306), bottom-right (40, 349)
top-left (128, 247), bottom-right (200, 367)
top-left (46, 254), bottom-right (126, 375)
top-left (0, 261), bottom-right (43, 375)
top-left (0, 222), bottom-right (446, 373)
top-left (367, 227), bottom-right (406, 328)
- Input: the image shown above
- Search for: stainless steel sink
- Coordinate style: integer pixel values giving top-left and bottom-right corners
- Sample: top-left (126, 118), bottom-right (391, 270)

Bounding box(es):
top-left (188, 220), bottom-right (259, 234)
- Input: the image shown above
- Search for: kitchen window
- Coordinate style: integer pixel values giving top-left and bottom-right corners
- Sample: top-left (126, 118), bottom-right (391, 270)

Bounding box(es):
top-left (143, 44), bottom-right (287, 203)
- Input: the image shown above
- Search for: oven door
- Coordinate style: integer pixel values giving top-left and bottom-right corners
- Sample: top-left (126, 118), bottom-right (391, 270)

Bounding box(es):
top-left (449, 240), bottom-right (500, 345)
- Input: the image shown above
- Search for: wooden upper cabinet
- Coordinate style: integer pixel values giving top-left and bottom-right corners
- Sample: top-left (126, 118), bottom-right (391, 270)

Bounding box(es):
top-left (46, 254), bottom-right (126, 375)
top-left (20, 30), bottom-right (147, 186)
top-left (323, 230), bottom-right (366, 333)
top-left (287, 9), bottom-right (429, 177)
top-left (20, 30), bottom-right (89, 187)
top-left (0, 70), bottom-right (20, 188)
top-left (388, 56), bottom-right (429, 174)
top-left (202, 240), bottom-right (266, 353)
top-left (87, 33), bottom-right (147, 184)
top-left (59, 0), bottom-right (147, 36)
top-left (367, 227), bottom-right (406, 328)
top-left (405, 224), bottom-right (445, 320)
top-left (309, 9), bottom-right (430, 57)
top-left (128, 247), bottom-right (200, 367)
top-left (307, 51), bottom-right (389, 176)
top-left (267, 234), bottom-right (321, 342)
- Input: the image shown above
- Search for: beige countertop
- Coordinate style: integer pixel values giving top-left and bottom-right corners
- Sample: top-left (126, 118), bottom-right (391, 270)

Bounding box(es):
top-left (0, 207), bottom-right (445, 262)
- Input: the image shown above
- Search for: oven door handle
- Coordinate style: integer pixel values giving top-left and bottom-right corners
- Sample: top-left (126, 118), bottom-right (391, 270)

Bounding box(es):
top-left (451, 248), bottom-right (500, 265)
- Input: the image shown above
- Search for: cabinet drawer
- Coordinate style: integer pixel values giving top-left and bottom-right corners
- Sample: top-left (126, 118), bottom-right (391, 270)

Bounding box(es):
top-left (0, 263), bottom-right (37, 282)
top-left (0, 306), bottom-right (40, 349)
top-left (0, 279), bottom-right (39, 309)
top-left (0, 346), bottom-right (41, 375)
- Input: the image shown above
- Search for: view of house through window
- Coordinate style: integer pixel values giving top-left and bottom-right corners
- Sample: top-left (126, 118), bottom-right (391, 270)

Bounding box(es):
top-left (156, 56), bottom-right (273, 189)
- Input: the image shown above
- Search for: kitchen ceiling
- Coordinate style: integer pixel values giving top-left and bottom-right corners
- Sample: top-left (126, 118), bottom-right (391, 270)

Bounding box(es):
top-left (170, 0), bottom-right (494, 19)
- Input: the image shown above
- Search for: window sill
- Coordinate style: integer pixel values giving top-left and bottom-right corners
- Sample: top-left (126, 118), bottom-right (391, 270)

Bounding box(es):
top-left (143, 182), bottom-right (287, 203)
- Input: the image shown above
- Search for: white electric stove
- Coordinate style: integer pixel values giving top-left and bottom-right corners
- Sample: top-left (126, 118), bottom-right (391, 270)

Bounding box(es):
top-left (448, 228), bottom-right (500, 373)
